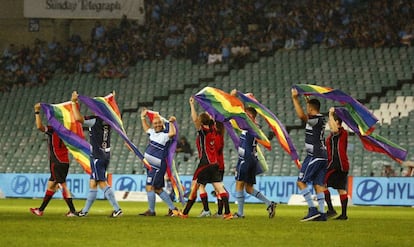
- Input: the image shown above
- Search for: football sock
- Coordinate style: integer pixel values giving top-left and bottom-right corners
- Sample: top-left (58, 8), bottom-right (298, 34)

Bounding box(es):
top-left (183, 199), bottom-right (195, 215)
top-left (158, 190), bottom-right (175, 210)
top-left (340, 194), bottom-right (348, 216)
top-left (39, 190), bottom-right (55, 211)
top-left (235, 191), bottom-right (245, 216)
top-left (82, 189), bottom-right (97, 213)
top-left (147, 191), bottom-right (156, 212)
top-left (62, 189), bottom-right (76, 212)
top-left (104, 186), bottom-right (120, 211)
top-left (324, 190), bottom-right (334, 211)
top-left (300, 188), bottom-right (314, 208)
top-left (249, 189), bottom-right (271, 206)
top-left (217, 198), bottom-right (223, 215)
top-left (219, 192), bottom-right (230, 215)
top-left (200, 192), bottom-right (209, 211)
top-left (316, 192), bottom-right (325, 213)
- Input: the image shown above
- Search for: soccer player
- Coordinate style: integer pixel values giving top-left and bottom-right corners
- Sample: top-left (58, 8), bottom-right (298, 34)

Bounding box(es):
top-left (231, 97), bottom-right (276, 218)
top-left (71, 91), bottom-right (122, 217)
top-left (175, 97), bottom-right (232, 219)
top-left (291, 88), bottom-right (328, 221)
top-left (138, 108), bottom-right (179, 216)
top-left (324, 107), bottom-right (349, 220)
top-left (30, 103), bottom-right (77, 217)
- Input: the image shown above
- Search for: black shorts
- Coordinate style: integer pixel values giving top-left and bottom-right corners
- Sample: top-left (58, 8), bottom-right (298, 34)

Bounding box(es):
top-left (325, 168), bottom-right (348, 190)
top-left (49, 161), bottom-right (69, 184)
top-left (193, 164), bottom-right (222, 185)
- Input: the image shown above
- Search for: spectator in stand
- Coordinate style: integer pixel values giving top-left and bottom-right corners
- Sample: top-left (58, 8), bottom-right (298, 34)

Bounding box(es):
top-left (381, 165), bottom-right (397, 177)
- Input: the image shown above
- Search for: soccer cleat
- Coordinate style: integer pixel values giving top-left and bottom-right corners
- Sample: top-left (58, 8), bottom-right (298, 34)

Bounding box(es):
top-left (198, 210), bottom-right (212, 218)
top-left (66, 211), bottom-right (77, 217)
top-left (326, 209), bottom-right (337, 218)
top-left (76, 211), bottom-right (88, 217)
top-left (212, 212), bottom-right (223, 218)
top-left (232, 212), bottom-right (245, 219)
top-left (312, 213), bottom-right (327, 221)
top-left (30, 208), bottom-right (43, 216)
top-left (110, 209), bottom-right (123, 218)
top-left (335, 215), bottom-right (348, 220)
top-left (267, 201), bottom-right (277, 218)
top-left (171, 208), bottom-right (182, 217)
top-left (166, 208), bottom-right (179, 217)
top-left (300, 207), bottom-right (321, 222)
top-left (179, 214), bottom-right (189, 219)
top-left (165, 209), bottom-right (174, 216)
top-left (138, 210), bottom-right (156, 216)
top-left (223, 213), bottom-right (233, 220)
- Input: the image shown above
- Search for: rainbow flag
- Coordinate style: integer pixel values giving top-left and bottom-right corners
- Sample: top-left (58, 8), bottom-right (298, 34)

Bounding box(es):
top-left (292, 84), bottom-right (378, 135)
top-left (194, 87), bottom-right (270, 149)
top-left (78, 93), bottom-right (151, 170)
top-left (41, 102), bottom-right (91, 174)
top-left (335, 107), bottom-right (407, 163)
top-left (237, 92), bottom-right (301, 169)
top-left (145, 110), bottom-right (186, 205)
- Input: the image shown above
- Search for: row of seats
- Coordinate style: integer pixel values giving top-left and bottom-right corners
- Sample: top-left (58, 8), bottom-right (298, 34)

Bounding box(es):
top-left (0, 46), bottom-right (413, 176)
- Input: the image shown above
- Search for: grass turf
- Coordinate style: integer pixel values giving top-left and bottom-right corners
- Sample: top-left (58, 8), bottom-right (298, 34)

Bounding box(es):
top-left (0, 198), bottom-right (413, 247)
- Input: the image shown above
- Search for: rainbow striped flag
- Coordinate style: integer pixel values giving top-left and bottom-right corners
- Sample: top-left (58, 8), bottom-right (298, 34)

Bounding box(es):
top-left (292, 84), bottom-right (378, 135)
top-left (237, 92), bottom-right (301, 169)
top-left (335, 107), bottom-right (407, 163)
top-left (194, 87), bottom-right (271, 149)
top-left (41, 102), bottom-right (91, 174)
top-left (78, 93), bottom-right (151, 170)
top-left (145, 110), bottom-right (185, 205)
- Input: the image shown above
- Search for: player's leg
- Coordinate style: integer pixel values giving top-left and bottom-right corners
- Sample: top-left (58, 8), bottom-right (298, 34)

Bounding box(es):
top-left (337, 189), bottom-right (348, 219)
top-left (197, 184), bottom-right (211, 217)
top-left (212, 182), bottom-right (231, 219)
top-left (60, 182), bottom-right (76, 215)
top-left (55, 163), bottom-right (76, 215)
top-left (30, 180), bottom-right (57, 216)
top-left (245, 183), bottom-right (276, 218)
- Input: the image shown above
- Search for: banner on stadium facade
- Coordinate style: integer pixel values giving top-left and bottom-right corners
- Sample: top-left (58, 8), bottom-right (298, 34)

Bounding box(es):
top-left (23, 0), bottom-right (145, 22)
top-left (352, 177), bottom-right (414, 206)
top-left (1, 173), bottom-right (412, 206)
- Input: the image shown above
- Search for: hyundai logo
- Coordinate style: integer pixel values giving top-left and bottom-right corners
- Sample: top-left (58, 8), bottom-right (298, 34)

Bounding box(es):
top-left (115, 177), bottom-right (137, 191)
top-left (356, 179), bottom-right (383, 202)
top-left (11, 176), bottom-right (30, 195)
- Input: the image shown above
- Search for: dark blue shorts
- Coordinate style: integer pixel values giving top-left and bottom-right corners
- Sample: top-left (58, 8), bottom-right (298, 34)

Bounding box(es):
top-left (297, 155), bottom-right (327, 186)
top-left (235, 156), bottom-right (258, 185)
top-left (90, 158), bottom-right (109, 181)
top-left (146, 165), bottom-right (166, 189)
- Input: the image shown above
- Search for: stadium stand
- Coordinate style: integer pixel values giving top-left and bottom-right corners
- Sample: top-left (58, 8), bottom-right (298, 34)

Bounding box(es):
top-left (1, 45), bottom-right (413, 177)
top-left (1, 0), bottom-right (414, 176)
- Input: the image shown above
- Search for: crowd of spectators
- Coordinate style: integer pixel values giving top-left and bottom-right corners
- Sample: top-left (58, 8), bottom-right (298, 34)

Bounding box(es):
top-left (1, 0), bottom-right (414, 92)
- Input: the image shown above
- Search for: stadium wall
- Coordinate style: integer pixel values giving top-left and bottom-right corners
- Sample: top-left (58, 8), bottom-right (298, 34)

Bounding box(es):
top-left (0, 173), bottom-right (413, 206)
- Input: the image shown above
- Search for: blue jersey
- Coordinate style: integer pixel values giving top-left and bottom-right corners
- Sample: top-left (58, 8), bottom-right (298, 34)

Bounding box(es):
top-left (238, 130), bottom-right (257, 159)
top-left (144, 128), bottom-right (171, 168)
top-left (304, 114), bottom-right (327, 158)
top-left (84, 116), bottom-right (111, 160)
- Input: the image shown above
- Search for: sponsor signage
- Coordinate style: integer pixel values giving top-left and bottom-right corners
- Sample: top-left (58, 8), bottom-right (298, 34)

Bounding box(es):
top-left (352, 177), bottom-right (414, 206)
top-left (1, 173), bottom-right (412, 206)
top-left (24, 0), bottom-right (145, 22)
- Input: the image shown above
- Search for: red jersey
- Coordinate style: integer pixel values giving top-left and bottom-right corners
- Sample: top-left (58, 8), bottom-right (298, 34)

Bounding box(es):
top-left (46, 126), bottom-right (69, 164)
top-left (326, 127), bottom-right (349, 172)
top-left (196, 125), bottom-right (218, 165)
top-left (215, 133), bottom-right (225, 171)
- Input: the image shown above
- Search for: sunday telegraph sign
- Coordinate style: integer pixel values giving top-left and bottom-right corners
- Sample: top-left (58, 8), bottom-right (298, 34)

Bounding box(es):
top-left (24, 0), bottom-right (145, 22)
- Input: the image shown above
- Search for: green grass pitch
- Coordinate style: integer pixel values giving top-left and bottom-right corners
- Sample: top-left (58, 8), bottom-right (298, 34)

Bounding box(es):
top-left (0, 198), bottom-right (413, 246)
